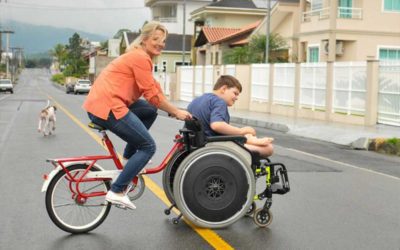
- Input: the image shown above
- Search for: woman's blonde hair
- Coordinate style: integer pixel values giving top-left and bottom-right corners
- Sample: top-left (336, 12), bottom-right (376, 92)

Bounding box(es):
top-left (127, 21), bottom-right (168, 52)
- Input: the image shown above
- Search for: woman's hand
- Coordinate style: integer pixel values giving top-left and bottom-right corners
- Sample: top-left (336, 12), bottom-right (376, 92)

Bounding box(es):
top-left (174, 109), bottom-right (192, 121)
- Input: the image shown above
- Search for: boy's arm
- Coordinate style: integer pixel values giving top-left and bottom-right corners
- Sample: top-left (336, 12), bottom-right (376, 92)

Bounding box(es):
top-left (211, 121), bottom-right (256, 136)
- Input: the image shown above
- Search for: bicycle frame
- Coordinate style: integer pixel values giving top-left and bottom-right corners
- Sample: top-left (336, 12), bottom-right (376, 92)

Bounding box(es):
top-left (42, 130), bottom-right (184, 199)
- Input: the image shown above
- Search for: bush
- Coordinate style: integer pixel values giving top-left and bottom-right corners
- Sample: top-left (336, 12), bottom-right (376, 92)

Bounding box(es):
top-left (51, 73), bottom-right (66, 85)
top-left (369, 137), bottom-right (400, 156)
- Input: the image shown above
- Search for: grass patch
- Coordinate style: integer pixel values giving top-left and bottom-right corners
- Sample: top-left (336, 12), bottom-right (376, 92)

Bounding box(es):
top-left (369, 137), bottom-right (400, 156)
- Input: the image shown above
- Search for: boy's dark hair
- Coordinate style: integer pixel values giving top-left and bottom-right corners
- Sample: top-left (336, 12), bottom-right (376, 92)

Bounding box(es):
top-left (213, 75), bottom-right (242, 92)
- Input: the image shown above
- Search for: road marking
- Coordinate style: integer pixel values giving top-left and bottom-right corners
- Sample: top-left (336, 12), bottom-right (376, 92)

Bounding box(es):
top-left (45, 94), bottom-right (234, 250)
top-left (285, 147), bottom-right (400, 181)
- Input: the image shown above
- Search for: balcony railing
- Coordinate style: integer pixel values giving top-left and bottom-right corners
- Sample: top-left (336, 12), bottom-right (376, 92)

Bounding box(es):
top-left (302, 8), bottom-right (330, 22)
top-left (337, 7), bottom-right (362, 19)
top-left (153, 16), bottom-right (177, 23)
top-left (302, 7), bottom-right (363, 22)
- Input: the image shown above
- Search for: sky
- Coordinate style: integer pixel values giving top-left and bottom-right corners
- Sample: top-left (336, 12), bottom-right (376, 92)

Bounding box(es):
top-left (0, 0), bottom-right (151, 37)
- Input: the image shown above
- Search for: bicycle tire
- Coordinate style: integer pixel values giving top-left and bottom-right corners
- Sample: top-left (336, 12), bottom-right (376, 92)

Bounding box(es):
top-left (45, 164), bottom-right (111, 234)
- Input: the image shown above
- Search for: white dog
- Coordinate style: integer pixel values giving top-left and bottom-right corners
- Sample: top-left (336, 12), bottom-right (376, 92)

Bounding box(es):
top-left (38, 102), bottom-right (57, 136)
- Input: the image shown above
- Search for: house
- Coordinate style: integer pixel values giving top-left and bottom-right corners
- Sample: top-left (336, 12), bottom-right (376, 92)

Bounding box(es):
top-left (194, 20), bottom-right (262, 65)
top-left (296, 0), bottom-right (400, 62)
top-left (190, 0), bottom-right (267, 64)
top-left (145, 0), bottom-right (213, 35)
top-left (251, 0), bottom-right (300, 62)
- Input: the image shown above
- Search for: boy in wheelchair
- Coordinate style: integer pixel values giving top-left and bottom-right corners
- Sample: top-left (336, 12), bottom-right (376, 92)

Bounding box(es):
top-left (184, 75), bottom-right (289, 226)
top-left (187, 75), bottom-right (274, 158)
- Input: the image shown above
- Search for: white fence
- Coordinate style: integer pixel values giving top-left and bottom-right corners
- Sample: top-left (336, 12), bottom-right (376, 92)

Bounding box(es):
top-left (333, 62), bottom-right (367, 115)
top-left (378, 62), bottom-right (400, 126)
top-left (300, 62), bottom-right (327, 110)
top-left (177, 61), bottom-right (400, 126)
top-left (251, 64), bottom-right (269, 102)
top-left (274, 63), bottom-right (296, 105)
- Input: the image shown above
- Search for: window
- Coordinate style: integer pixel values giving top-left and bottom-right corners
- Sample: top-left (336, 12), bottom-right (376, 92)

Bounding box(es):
top-left (308, 46), bottom-right (319, 62)
top-left (160, 4), bottom-right (176, 18)
top-left (311, 0), bottom-right (323, 10)
top-left (339, 0), bottom-right (353, 18)
top-left (379, 48), bottom-right (400, 61)
top-left (174, 61), bottom-right (190, 72)
top-left (215, 52), bottom-right (219, 65)
top-left (384, 0), bottom-right (400, 11)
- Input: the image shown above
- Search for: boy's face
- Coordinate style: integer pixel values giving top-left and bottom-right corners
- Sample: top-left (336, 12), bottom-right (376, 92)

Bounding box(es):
top-left (221, 85), bottom-right (240, 106)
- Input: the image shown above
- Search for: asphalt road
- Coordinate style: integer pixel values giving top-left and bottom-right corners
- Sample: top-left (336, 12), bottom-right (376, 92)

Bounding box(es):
top-left (0, 69), bottom-right (399, 250)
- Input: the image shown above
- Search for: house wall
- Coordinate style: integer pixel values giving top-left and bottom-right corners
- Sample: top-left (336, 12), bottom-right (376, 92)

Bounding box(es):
top-left (155, 52), bottom-right (191, 73)
top-left (205, 14), bottom-right (264, 28)
top-left (94, 56), bottom-right (116, 79)
top-left (298, 0), bottom-right (400, 62)
top-left (147, 0), bottom-right (212, 35)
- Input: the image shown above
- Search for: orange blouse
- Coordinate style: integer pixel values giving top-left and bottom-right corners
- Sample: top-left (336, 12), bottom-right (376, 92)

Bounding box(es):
top-left (83, 48), bottom-right (166, 120)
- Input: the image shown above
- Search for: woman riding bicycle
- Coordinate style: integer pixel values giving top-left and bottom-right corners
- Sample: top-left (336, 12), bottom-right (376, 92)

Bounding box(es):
top-left (83, 21), bottom-right (191, 209)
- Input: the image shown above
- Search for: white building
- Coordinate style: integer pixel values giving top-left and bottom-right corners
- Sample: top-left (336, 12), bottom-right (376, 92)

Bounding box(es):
top-left (145, 0), bottom-right (213, 35)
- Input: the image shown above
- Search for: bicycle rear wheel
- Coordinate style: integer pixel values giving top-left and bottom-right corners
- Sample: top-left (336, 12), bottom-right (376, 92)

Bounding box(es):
top-left (45, 164), bottom-right (111, 234)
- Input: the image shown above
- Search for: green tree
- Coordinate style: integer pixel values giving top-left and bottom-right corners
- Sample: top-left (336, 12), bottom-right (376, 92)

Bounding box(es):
top-left (223, 33), bottom-right (288, 64)
top-left (64, 33), bottom-right (88, 77)
top-left (223, 46), bottom-right (250, 64)
top-left (49, 43), bottom-right (67, 70)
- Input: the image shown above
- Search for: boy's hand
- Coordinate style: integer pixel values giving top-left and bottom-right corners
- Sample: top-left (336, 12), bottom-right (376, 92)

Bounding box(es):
top-left (240, 126), bottom-right (256, 136)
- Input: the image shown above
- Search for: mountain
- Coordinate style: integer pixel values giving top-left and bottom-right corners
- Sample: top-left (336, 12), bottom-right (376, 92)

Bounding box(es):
top-left (1, 20), bottom-right (108, 56)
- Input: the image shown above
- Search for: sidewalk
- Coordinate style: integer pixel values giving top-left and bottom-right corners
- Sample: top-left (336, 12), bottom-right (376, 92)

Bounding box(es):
top-left (172, 100), bottom-right (400, 149)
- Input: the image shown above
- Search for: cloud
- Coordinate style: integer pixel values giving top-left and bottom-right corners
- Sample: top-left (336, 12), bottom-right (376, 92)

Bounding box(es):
top-left (0, 0), bottom-right (151, 36)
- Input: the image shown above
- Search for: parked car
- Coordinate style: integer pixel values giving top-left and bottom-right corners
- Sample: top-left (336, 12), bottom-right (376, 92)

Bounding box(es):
top-left (0, 79), bottom-right (13, 94)
top-left (65, 82), bottom-right (75, 94)
top-left (73, 79), bottom-right (91, 94)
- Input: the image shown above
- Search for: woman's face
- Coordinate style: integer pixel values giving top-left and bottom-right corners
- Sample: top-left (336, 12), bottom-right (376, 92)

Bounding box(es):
top-left (141, 29), bottom-right (166, 58)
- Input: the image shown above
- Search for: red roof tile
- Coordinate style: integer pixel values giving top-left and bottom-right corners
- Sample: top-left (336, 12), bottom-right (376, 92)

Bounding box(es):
top-left (214, 19), bottom-right (262, 44)
top-left (202, 26), bottom-right (240, 43)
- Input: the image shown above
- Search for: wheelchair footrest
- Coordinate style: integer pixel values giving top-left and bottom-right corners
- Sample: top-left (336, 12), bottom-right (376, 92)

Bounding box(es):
top-left (269, 163), bottom-right (290, 195)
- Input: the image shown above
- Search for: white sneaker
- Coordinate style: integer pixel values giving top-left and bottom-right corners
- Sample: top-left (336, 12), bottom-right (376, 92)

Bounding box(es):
top-left (105, 191), bottom-right (136, 210)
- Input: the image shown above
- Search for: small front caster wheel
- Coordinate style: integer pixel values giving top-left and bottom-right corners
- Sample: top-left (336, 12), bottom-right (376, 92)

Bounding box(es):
top-left (164, 209), bottom-right (171, 215)
top-left (245, 201), bottom-right (256, 217)
top-left (253, 208), bottom-right (273, 228)
top-left (172, 218), bottom-right (180, 225)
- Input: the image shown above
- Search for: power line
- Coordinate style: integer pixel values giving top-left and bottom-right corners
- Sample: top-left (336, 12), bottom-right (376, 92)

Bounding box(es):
top-left (0, 2), bottom-right (149, 11)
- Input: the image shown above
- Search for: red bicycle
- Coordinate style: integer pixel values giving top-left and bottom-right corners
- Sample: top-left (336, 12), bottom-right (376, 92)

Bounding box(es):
top-left (42, 122), bottom-right (184, 234)
top-left (42, 119), bottom-right (289, 233)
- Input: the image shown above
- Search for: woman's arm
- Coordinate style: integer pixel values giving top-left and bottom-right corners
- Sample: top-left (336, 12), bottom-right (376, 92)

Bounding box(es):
top-left (158, 99), bottom-right (192, 121)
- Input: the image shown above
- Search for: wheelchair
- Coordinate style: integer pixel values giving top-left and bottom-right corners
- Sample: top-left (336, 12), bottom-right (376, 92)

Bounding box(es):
top-left (162, 119), bottom-right (290, 228)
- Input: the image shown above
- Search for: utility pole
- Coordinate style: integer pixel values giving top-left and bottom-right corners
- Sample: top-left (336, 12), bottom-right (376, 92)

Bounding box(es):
top-left (265, 0), bottom-right (271, 64)
top-left (182, 0), bottom-right (186, 65)
top-left (0, 30), bottom-right (14, 78)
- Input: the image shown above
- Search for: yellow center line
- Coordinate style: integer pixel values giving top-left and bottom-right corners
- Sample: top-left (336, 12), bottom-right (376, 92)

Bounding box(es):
top-left (45, 94), bottom-right (234, 250)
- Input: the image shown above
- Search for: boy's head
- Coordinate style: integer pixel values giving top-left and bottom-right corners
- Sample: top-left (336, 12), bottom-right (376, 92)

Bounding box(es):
top-left (213, 75), bottom-right (242, 106)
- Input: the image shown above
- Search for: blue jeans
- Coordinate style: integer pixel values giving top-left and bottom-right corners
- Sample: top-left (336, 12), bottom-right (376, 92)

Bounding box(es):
top-left (88, 99), bottom-right (157, 193)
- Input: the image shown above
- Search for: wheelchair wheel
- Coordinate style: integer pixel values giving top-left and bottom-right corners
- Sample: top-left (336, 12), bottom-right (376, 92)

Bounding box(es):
top-left (162, 149), bottom-right (188, 204)
top-left (173, 142), bottom-right (255, 228)
top-left (253, 208), bottom-right (273, 228)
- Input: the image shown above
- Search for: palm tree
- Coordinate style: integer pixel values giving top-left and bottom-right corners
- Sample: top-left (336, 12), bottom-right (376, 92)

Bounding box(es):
top-left (223, 33), bottom-right (288, 64)
top-left (49, 44), bottom-right (67, 71)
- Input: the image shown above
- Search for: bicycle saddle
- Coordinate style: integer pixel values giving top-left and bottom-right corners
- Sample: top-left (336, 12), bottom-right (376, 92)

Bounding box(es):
top-left (88, 122), bottom-right (106, 131)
